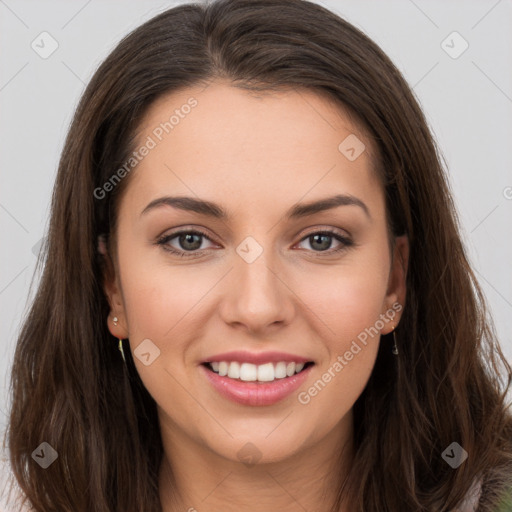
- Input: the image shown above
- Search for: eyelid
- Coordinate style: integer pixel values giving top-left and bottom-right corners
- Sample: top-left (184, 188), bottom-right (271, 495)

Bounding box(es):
top-left (295, 225), bottom-right (352, 242)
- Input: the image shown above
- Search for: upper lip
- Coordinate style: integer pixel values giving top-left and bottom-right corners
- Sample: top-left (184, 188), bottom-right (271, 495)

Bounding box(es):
top-left (203, 350), bottom-right (313, 365)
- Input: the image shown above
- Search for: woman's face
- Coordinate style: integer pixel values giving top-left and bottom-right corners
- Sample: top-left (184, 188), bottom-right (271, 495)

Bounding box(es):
top-left (105, 81), bottom-right (408, 465)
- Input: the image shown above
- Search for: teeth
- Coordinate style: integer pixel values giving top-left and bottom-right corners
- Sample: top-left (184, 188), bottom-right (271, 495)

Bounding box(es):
top-left (257, 362), bottom-right (274, 382)
top-left (208, 361), bottom-right (309, 382)
top-left (218, 361), bottom-right (228, 376)
top-left (227, 361), bottom-right (240, 379)
top-left (274, 361), bottom-right (287, 379)
top-left (240, 362), bottom-right (257, 381)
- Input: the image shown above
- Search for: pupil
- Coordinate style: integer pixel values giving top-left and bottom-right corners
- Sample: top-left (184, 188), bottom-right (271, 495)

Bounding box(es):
top-left (312, 234), bottom-right (331, 251)
top-left (181, 233), bottom-right (201, 250)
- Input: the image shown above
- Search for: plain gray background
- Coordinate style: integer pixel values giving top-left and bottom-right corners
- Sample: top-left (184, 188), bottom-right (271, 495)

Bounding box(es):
top-left (1, 0), bottom-right (511, 442)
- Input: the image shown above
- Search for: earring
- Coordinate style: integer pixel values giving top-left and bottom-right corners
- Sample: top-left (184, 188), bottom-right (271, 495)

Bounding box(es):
top-left (118, 338), bottom-right (126, 363)
top-left (391, 326), bottom-right (399, 355)
top-left (113, 316), bottom-right (118, 326)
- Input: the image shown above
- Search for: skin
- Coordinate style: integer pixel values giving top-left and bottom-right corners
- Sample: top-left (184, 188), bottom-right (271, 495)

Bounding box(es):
top-left (104, 80), bottom-right (409, 512)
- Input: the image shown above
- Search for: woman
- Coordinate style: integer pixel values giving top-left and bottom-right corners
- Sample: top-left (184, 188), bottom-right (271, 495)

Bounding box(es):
top-left (2, 0), bottom-right (511, 510)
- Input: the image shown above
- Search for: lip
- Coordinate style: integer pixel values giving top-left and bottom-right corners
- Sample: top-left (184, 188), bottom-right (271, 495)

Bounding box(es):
top-left (203, 350), bottom-right (312, 365)
top-left (200, 362), bottom-right (314, 406)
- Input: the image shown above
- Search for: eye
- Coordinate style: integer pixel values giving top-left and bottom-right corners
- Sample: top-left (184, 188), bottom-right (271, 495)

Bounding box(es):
top-left (156, 229), bottom-right (216, 257)
top-left (295, 230), bottom-right (353, 254)
top-left (155, 228), bottom-right (354, 258)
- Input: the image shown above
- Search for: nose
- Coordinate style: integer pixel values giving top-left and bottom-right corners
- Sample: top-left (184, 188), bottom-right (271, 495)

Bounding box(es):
top-left (218, 243), bottom-right (295, 334)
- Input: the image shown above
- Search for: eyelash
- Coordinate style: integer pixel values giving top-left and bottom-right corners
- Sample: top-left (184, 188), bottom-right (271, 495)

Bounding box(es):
top-left (155, 228), bottom-right (354, 258)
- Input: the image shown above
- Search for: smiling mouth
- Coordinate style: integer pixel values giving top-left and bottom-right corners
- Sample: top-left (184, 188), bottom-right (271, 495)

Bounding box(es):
top-left (202, 361), bottom-right (315, 383)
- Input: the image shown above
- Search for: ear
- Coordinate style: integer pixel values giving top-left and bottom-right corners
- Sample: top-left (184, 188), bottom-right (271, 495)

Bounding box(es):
top-left (381, 234), bottom-right (409, 334)
top-left (98, 234), bottom-right (129, 339)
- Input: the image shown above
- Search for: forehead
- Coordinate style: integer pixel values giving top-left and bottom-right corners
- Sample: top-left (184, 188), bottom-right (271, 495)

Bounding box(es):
top-left (121, 81), bottom-right (383, 219)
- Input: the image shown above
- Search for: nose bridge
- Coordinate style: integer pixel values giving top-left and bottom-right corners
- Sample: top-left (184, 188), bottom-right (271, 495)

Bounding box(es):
top-left (222, 234), bottom-right (293, 330)
top-left (235, 234), bottom-right (281, 302)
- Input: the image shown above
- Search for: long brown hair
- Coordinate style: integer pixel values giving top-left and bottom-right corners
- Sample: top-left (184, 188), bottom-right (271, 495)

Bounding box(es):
top-left (3, 0), bottom-right (512, 510)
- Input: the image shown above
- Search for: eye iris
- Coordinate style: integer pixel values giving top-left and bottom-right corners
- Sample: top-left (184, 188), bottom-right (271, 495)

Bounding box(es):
top-left (310, 233), bottom-right (331, 251)
top-left (180, 233), bottom-right (202, 250)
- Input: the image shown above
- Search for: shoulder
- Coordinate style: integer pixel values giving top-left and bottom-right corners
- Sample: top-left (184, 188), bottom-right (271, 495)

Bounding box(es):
top-left (0, 451), bottom-right (32, 512)
top-left (454, 476), bottom-right (482, 512)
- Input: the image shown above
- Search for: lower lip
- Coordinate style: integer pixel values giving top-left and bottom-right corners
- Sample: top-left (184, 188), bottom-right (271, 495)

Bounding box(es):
top-left (200, 364), bottom-right (313, 406)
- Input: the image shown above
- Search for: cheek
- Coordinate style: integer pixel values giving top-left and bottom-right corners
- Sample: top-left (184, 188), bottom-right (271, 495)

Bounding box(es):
top-left (297, 257), bottom-right (390, 340)
top-left (295, 269), bottom-right (386, 421)
top-left (116, 253), bottom-right (206, 401)
top-left (306, 275), bottom-right (384, 378)
top-left (292, 251), bottom-right (389, 406)
top-left (118, 246), bottom-right (215, 339)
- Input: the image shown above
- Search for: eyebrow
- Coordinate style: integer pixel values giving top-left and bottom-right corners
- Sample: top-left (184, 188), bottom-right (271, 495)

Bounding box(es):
top-left (140, 193), bottom-right (371, 221)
